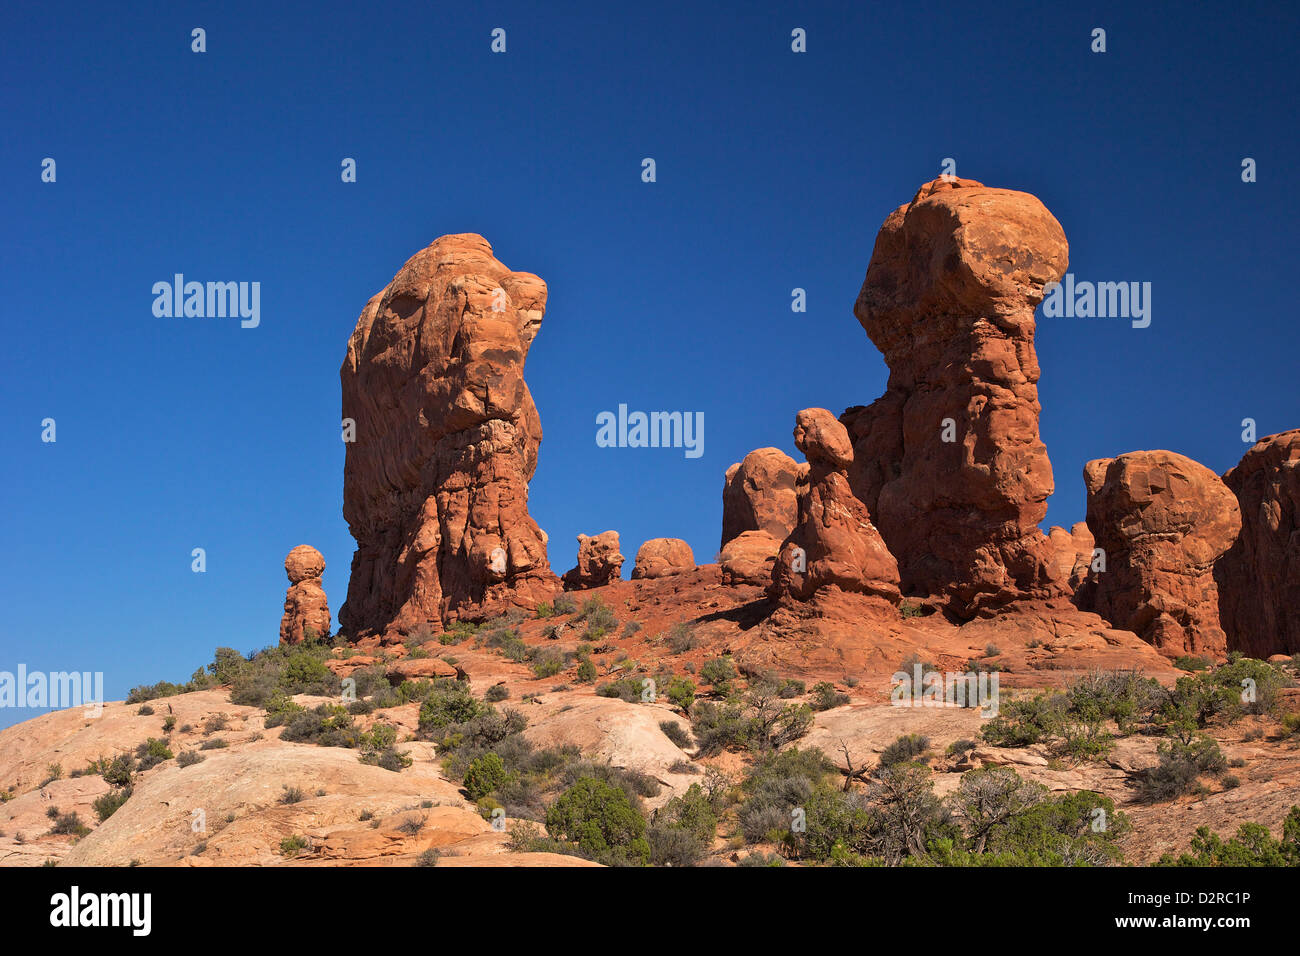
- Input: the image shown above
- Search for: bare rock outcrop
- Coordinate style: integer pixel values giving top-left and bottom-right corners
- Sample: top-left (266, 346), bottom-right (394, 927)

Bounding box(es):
top-left (562, 531), bottom-right (625, 589)
top-left (1215, 430), bottom-right (1300, 657)
top-left (843, 177), bottom-right (1068, 617)
top-left (1047, 521), bottom-right (1096, 594)
top-left (1081, 451), bottom-right (1241, 657)
top-left (280, 545), bottom-right (330, 645)
top-left (632, 538), bottom-right (695, 579)
top-left (770, 408), bottom-right (901, 605)
top-left (720, 448), bottom-right (800, 548)
top-left (339, 234), bottom-right (559, 640)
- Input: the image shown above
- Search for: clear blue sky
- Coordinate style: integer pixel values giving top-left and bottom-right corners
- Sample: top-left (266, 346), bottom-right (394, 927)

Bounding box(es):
top-left (2, 1), bottom-right (1297, 727)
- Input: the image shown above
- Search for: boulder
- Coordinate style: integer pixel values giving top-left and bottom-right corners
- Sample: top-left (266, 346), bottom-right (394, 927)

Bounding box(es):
top-left (1081, 450), bottom-right (1241, 657)
top-left (719, 529), bottom-right (781, 586)
top-left (632, 538), bottom-right (695, 579)
top-left (720, 448), bottom-right (800, 547)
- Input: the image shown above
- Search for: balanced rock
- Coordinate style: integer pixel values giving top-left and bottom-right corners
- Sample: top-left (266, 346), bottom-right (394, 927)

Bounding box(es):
top-left (720, 448), bottom-right (800, 548)
top-left (280, 545), bottom-right (331, 645)
top-left (339, 234), bottom-right (559, 639)
top-left (563, 531), bottom-right (625, 589)
top-left (719, 530), bottom-right (781, 586)
top-left (1215, 430), bottom-right (1300, 657)
top-left (632, 538), bottom-right (695, 579)
top-left (771, 408), bottom-right (901, 604)
top-left (1081, 451), bottom-right (1241, 657)
top-left (843, 177), bottom-right (1068, 617)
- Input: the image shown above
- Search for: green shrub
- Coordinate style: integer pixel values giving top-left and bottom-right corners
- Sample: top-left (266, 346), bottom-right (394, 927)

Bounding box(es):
top-left (48, 811), bottom-right (90, 837)
top-left (810, 681), bottom-right (850, 711)
top-left (663, 623), bottom-right (697, 654)
top-left (879, 734), bottom-right (930, 767)
top-left (485, 684), bottom-right (510, 702)
top-left (1138, 736), bottom-right (1226, 802)
top-left (545, 777), bottom-right (649, 866)
top-left (699, 656), bottom-right (736, 692)
top-left (176, 751), bottom-right (204, 768)
top-left (280, 834), bottom-right (309, 856)
top-left (93, 789), bottom-right (131, 822)
top-left (1158, 806), bottom-right (1300, 866)
top-left (134, 738), bottom-right (174, 771)
top-left (464, 752), bottom-right (511, 801)
top-left (659, 720), bottom-right (692, 749)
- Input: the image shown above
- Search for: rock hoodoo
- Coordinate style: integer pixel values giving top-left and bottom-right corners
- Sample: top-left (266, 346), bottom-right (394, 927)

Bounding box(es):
top-left (339, 234), bottom-right (559, 640)
top-left (280, 545), bottom-right (331, 645)
top-left (1215, 430), bottom-right (1300, 657)
top-left (632, 538), bottom-right (695, 579)
top-left (1080, 450), bottom-right (1241, 657)
top-left (843, 177), bottom-right (1068, 617)
top-left (770, 408), bottom-right (901, 605)
top-left (720, 448), bottom-right (801, 548)
top-left (562, 531), bottom-right (625, 589)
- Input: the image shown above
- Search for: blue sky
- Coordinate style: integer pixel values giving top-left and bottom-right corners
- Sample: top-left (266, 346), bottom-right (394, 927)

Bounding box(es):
top-left (2, 1), bottom-right (1297, 726)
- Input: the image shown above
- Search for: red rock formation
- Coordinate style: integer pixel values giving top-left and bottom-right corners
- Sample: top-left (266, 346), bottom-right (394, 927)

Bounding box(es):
top-left (339, 234), bottom-right (559, 640)
top-left (719, 530), bottom-right (780, 586)
top-left (720, 448), bottom-right (800, 548)
top-left (1216, 430), bottom-right (1300, 657)
top-left (280, 545), bottom-right (331, 645)
top-left (843, 177), bottom-right (1068, 617)
top-left (770, 408), bottom-right (901, 605)
top-left (632, 538), bottom-right (695, 579)
top-left (562, 531), bottom-right (625, 589)
top-left (1047, 521), bottom-right (1096, 594)
top-left (1081, 451), bottom-right (1241, 657)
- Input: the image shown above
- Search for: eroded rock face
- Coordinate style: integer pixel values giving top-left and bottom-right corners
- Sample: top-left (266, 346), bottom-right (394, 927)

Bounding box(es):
top-left (1081, 451), bottom-right (1241, 657)
top-left (771, 408), bottom-right (901, 605)
top-left (1216, 430), bottom-right (1300, 657)
top-left (720, 448), bottom-right (800, 548)
top-left (339, 234), bottom-right (559, 639)
top-left (563, 531), bottom-right (625, 590)
top-left (280, 545), bottom-right (331, 645)
top-left (632, 538), bottom-right (695, 579)
top-left (843, 177), bottom-right (1068, 617)
top-left (1048, 522), bottom-right (1096, 594)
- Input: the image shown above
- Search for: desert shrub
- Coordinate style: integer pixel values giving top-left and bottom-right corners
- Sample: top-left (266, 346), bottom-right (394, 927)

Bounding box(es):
top-left (946, 739), bottom-right (978, 757)
top-left (529, 648), bottom-right (565, 679)
top-left (176, 751), bottom-right (205, 768)
top-left (279, 704), bottom-right (361, 748)
top-left (485, 684), bottom-right (510, 702)
top-left (1137, 736), bottom-right (1226, 802)
top-left (1065, 668), bottom-right (1165, 733)
top-left (136, 705), bottom-right (154, 716)
top-left (663, 623), bottom-right (697, 654)
top-left (665, 677), bottom-right (696, 711)
top-left (699, 657), bottom-right (736, 693)
top-left (464, 753), bottom-right (511, 801)
top-left (48, 811), bottom-right (90, 837)
top-left (577, 596), bottom-right (618, 638)
top-left (737, 851), bottom-right (787, 866)
top-left (126, 681), bottom-right (186, 704)
top-left (1158, 806), bottom-right (1300, 866)
top-left (209, 646), bottom-right (247, 684)
top-left (648, 783), bottom-right (720, 866)
top-left (550, 595), bottom-right (578, 616)
top-left (100, 755), bottom-right (133, 789)
top-left (416, 849), bottom-right (440, 867)
top-left (737, 748), bottom-right (835, 845)
top-left (879, 734), bottom-right (930, 767)
top-left (545, 777), bottom-right (649, 866)
top-left (93, 789), bottom-right (131, 822)
top-left (810, 682), bottom-right (850, 711)
top-left (162, 716), bottom-right (176, 733)
top-left (134, 738), bottom-right (174, 771)
top-left (417, 681), bottom-right (488, 737)
top-left (660, 720), bottom-right (692, 749)
top-left (597, 677), bottom-right (644, 702)
top-left (574, 658), bottom-right (597, 683)
top-left (981, 694), bottom-right (1066, 747)
top-left (280, 834), bottom-right (309, 856)
top-left (200, 738), bottom-right (228, 750)
top-left (1172, 655), bottom-right (1213, 672)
